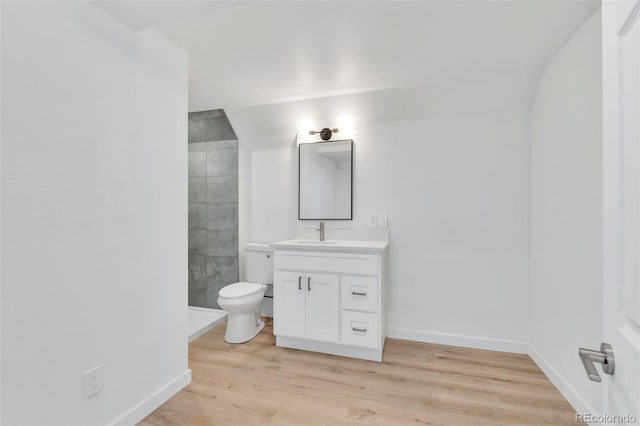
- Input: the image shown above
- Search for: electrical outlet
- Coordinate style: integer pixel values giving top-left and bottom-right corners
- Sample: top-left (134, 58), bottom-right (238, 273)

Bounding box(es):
top-left (378, 213), bottom-right (388, 228)
top-left (84, 365), bottom-right (104, 399)
top-left (368, 213), bottom-right (378, 227)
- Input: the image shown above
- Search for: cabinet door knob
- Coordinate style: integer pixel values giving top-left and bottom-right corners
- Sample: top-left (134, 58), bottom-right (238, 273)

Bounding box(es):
top-left (307, 277), bottom-right (311, 291)
top-left (352, 291), bottom-right (367, 296)
top-left (352, 327), bottom-right (367, 333)
top-left (298, 276), bottom-right (302, 290)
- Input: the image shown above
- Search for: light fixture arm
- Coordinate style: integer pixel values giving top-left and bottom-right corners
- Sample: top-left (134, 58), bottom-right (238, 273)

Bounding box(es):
top-left (308, 127), bottom-right (339, 140)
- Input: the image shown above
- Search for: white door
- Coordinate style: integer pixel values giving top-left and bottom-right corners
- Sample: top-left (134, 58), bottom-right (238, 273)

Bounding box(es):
top-left (602, 0), bottom-right (640, 421)
top-left (305, 273), bottom-right (340, 342)
top-left (273, 271), bottom-right (306, 338)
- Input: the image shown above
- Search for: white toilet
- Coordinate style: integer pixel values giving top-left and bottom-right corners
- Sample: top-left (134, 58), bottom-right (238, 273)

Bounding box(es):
top-left (217, 243), bottom-right (273, 343)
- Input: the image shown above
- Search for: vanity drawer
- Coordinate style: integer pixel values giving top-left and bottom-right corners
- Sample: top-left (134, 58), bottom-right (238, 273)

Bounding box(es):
top-left (341, 276), bottom-right (378, 312)
top-left (274, 251), bottom-right (378, 275)
top-left (340, 311), bottom-right (379, 349)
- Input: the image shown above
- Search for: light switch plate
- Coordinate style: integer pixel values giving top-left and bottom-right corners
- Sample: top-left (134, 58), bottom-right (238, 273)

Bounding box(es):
top-left (378, 213), bottom-right (388, 228)
top-left (368, 213), bottom-right (378, 227)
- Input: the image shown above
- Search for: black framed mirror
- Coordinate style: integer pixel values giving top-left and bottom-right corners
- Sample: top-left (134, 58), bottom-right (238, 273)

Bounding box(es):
top-left (298, 139), bottom-right (353, 220)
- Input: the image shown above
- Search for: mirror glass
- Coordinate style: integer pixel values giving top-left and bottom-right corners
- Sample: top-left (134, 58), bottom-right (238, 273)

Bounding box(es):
top-left (299, 139), bottom-right (353, 220)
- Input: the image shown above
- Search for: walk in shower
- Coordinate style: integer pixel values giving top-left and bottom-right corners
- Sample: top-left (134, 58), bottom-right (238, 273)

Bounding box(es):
top-left (187, 109), bottom-right (239, 338)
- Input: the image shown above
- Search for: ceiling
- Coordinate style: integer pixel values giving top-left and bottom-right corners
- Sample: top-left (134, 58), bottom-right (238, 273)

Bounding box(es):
top-left (95, 1), bottom-right (600, 149)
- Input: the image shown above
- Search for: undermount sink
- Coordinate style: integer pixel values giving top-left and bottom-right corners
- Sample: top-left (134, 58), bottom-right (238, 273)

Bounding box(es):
top-left (293, 240), bottom-right (338, 245)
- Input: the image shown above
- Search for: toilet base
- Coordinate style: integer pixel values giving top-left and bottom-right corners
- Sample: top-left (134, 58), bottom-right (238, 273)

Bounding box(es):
top-left (224, 314), bottom-right (265, 344)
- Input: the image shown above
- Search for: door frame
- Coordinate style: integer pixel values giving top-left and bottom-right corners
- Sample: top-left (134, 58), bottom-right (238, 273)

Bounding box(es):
top-left (602, 0), bottom-right (640, 419)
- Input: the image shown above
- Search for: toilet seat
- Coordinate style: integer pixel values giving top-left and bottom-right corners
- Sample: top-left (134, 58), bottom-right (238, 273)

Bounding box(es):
top-left (218, 282), bottom-right (265, 300)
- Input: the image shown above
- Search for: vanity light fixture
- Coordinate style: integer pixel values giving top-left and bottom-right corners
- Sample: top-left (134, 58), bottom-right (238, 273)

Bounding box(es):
top-left (309, 127), bottom-right (339, 141)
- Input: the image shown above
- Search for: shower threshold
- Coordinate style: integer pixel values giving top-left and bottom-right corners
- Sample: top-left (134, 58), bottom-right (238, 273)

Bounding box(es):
top-left (188, 306), bottom-right (227, 342)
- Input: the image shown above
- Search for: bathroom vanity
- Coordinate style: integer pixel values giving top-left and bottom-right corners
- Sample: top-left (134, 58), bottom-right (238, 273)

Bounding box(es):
top-left (270, 239), bottom-right (388, 361)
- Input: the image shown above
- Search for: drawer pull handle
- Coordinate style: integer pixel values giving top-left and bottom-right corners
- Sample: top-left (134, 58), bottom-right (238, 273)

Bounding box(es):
top-left (308, 277), bottom-right (311, 291)
top-left (352, 327), bottom-right (367, 333)
top-left (351, 291), bottom-right (367, 296)
top-left (298, 276), bottom-right (302, 290)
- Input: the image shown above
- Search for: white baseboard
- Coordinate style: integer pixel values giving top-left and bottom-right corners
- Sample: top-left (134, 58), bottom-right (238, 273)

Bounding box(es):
top-left (385, 327), bottom-right (595, 416)
top-left (277, 336), bottom-right (383, 362)
top-left (386, 327), bottom-right (529, 354)
top-left (110, 369), bottom-right (191, 426)
top-left (527, 345), bottom-right (593, 415)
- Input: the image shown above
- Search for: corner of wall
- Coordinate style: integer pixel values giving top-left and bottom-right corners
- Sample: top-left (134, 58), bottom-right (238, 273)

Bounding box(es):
top-left (527, 344), bottom-right (594, 414)
top-left (238, 142), bottom-right (252, 281)
top-left (528, 8), bottom-right (603, 416)
top-left (110, 370), bottom-right (191, 426)
top-left (1, 2), bottom-right (190, 424)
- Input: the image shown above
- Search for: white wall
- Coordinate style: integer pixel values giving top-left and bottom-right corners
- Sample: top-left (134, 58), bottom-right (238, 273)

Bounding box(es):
top-left (250, 145), bottom-right (299, 244)
top-left (530, 10), bottom-right (602, 414)
top-left (1, 2), bottom-right (189, 425)
top-left (247, 73), bottom-right (532, 352)
top-left (238, 143), bottom-right (252, 281)
top-left (359, 116), bottom-right (530, 350)
top-left (0, 1), bottom-right (3, 419)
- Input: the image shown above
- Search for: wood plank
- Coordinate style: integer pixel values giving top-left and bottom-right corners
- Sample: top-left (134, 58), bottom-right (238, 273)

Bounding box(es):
top-left (139, 319), bottom-right (576, 425)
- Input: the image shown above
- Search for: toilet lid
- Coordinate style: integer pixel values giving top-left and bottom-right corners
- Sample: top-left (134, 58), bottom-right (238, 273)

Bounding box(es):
top-left (218, 282), bottom-right (265, 300)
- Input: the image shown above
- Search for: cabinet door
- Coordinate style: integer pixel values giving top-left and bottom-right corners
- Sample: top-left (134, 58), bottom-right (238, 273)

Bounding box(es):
top-left (305, 273), bottom-right (340, 342)
top-left (273, 271), bottom-right (306, 338)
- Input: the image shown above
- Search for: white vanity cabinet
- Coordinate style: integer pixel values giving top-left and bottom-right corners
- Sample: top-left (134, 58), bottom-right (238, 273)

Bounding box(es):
top-left (271, 240), bottom-right (388, 362)
top-left (274, 271), bottom-right (340, 342)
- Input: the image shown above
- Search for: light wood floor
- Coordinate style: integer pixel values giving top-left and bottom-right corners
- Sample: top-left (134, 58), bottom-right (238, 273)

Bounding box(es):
top-left (139, 319), bottom-right (576, 425)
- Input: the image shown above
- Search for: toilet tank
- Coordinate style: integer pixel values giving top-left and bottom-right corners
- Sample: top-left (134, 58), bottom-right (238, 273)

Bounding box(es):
top-left (245, 243), bottom-right (273, 284)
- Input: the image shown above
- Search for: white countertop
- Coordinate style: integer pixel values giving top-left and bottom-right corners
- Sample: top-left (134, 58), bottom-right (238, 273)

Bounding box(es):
top-left (270, 239), bottom-right (389, 253)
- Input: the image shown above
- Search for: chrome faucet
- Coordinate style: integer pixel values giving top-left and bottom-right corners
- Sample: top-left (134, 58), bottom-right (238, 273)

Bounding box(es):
top-left (316, 221), bottom-right (325, 241)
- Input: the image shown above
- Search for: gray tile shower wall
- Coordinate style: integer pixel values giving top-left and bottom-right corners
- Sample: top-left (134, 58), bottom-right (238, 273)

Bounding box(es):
top-left (187, 110), bottom-right (239, 309)
top-left (188, 109), bottom-right (237, 143)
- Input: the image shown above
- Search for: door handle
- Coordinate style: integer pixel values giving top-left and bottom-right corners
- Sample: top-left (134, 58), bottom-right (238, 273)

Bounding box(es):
top-left (298, 276), bottom-right (302, 290)
top-left (578, 343), bottom-right (615, 382)
top-left (307, 277), bottom-right (311, 291)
